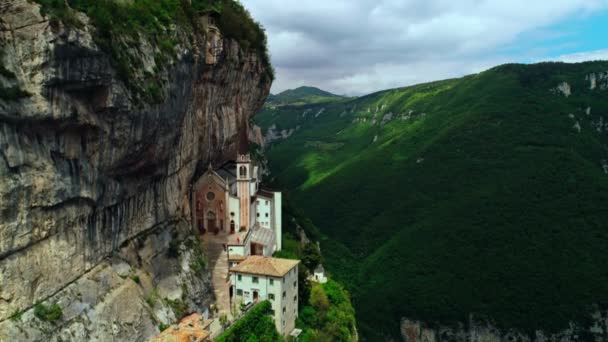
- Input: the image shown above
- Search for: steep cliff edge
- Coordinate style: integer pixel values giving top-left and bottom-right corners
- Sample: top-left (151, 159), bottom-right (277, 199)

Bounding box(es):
top-left (0, 1), bottom-right (271, 340)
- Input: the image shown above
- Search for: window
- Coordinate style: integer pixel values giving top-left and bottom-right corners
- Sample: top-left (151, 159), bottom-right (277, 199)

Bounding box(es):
top-left (269, 279), bottom-right (274, 286)
top-left (294, 295), bottom-right (297, 302)
top-left (257, 213), bottom-right (260, 217)
top-left (265, 213), bottom-right (269, 217)
top-left (269, 294), bottom-right (275, 300)
top-left (282, 307), bottom-right (286, 313)
top-left (239, 166), bottom-right (247, 177)
top-left (230, 212), bottom-right (235, 217)
top-left (270, 309), bottom-right (275, 315)
top-left (237, 289), bottom-right (243, 296)
top-left (293, 281), bottom-right (297, 287)
top-left (253, 276), bottom-right (259, 284)
top-left (237, 274), bottom-right (242, 281)
top-left (265, 200), bottom-right (268, 205)
top-left (206, 192), bottom-right (215, 201)
top-left (282, 291), bottom-right (286, 298)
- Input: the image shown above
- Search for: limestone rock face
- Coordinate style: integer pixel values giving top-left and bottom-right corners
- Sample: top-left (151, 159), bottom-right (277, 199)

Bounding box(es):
top-left (0, 1), bottom-right (271, 340)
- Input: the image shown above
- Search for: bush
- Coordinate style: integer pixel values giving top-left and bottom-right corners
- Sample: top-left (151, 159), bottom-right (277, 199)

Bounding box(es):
top-left (216, 301), bottom-right (282, 342)
top-left (34, 302), bottom-right (63, 322)
top-left (165, 298), bottom-right (188, 319)
top-left (146, 287), bottom-right (160, 307)
top-left (302, 242), bottom-right (322, 272)
top-left (9, 309), bottom-right (23, 322)
top-left (295, 281), bottom-right (356, 342)
top-left (190, 255), bottom-right (206, 275)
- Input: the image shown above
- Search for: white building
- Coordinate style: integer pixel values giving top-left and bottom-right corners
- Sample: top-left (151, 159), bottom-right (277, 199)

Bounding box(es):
top-left (230, 256), bottom-right (300, 336)
top-left (311, 264), bottom-right (327, 284)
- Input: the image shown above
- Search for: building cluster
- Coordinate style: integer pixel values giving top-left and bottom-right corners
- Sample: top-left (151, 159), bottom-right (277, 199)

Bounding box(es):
top-left (192, 127), bottom-right (299, 337)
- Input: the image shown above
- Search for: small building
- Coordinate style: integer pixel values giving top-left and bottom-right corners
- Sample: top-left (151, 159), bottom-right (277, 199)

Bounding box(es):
top-left (149, 313), bottom-right (213, 342)
top-left (311, 264), bottom-right (327, 284)
top-left (230, 256), bottom-right (300, 336)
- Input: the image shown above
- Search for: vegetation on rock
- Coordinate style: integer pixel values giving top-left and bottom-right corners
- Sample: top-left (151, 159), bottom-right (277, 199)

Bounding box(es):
top-left (298, 280), bottom-right (357, 342)
top-left (32, 0), bottom-right (273, 102)
top-left (33, 302), bottom-right (63, 322)
top-left (215, 300), bottom-right (282, 342)
top-left (273, 212), bottom-right (357, 341)
top-left (256, 61), bottom-right (608, 340)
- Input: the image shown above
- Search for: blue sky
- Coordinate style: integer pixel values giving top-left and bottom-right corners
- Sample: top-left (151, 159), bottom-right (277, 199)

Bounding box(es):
top-left (512, 11), bottom-right (608, 61)
top-left (243, 0), bottom-right (608, 95)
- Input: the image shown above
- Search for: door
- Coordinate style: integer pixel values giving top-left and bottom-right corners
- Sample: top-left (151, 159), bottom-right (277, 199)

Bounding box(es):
top-left (253, 290), bottom-right (259, 302)
top-left (251, 243), bottom-right (263, 256)
top-left (207, 211), bottom-right (216, 233)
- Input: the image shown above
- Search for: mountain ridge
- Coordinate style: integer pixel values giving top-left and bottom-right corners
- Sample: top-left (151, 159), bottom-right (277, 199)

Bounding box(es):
top-left (267, 85), bottom-right (344, 105)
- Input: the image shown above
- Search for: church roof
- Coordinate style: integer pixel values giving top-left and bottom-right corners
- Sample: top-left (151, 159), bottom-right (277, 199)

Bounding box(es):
top-left (230, 256), bottom-right (299, 277)
top-left (256, 189), bottom-right (275, 199)
top-left (314, 264), bottom-right (325, 274)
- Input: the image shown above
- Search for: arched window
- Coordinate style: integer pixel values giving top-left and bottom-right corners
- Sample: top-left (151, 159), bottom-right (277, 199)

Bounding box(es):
top-left (239, 166), bottom-right (247, 177)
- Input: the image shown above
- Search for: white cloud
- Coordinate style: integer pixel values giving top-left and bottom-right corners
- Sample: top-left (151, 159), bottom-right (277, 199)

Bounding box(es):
top-left (241, 0), bottom-right (608, 95)
top-left (553, 49), bottom-right (608, 63)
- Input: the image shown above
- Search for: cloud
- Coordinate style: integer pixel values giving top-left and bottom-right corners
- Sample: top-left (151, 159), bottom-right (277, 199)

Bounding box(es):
top-left (241, 0), bottom-right (608, 95)
top-left (553, 49), bottom-right (608, 63)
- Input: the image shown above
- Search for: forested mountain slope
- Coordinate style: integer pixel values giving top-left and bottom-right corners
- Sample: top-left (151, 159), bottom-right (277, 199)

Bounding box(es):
top-left (256, 62), bottom-right (608, 340)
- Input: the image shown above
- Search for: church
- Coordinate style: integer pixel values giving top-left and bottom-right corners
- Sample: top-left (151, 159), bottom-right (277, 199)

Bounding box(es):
top-left (191, 127), bottom-right (282, 253)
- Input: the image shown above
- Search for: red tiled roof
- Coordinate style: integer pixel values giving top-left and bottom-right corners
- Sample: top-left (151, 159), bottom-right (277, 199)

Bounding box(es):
top-left (230, 256), bottom-right (299, 277)
top-left (149, 313), bottom-right (212, 342)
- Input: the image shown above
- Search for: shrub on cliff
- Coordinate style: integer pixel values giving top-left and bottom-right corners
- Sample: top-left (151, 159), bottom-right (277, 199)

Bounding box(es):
top-left (297, 280), bottom-right (356, 342)
top-left (33, 302), bottom-right (63, 322)
top-left (216, 300), bottom-right (283, 342)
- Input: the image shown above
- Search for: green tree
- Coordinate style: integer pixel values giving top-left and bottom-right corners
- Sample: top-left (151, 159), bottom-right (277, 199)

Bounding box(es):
top-left (302, 243), bottom-right (322, 271)
top-left (309, 286), bottom-right (330, 315)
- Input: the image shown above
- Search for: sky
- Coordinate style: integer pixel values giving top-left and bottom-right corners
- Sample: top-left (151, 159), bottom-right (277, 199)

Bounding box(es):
top-left (240, 0), bottom-right (608, 96)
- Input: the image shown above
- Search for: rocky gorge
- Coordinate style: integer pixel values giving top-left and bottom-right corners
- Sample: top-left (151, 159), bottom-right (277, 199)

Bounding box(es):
top-left (0, 1), bottom-right (271, 340)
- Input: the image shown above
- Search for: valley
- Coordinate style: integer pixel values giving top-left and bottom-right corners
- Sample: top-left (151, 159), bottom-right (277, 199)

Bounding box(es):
top-left (256, 64), bottom-right (608, 340)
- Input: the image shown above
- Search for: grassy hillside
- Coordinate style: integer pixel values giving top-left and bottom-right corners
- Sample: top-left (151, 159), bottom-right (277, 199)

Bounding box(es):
top-left (255, 62), bottom-right (608, 340)
top-left (267, 86), bottom-right (344, 106)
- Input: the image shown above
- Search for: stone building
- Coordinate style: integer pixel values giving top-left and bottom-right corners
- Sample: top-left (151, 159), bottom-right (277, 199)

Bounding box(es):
top-left (230, 256), bottom-right (300, 336)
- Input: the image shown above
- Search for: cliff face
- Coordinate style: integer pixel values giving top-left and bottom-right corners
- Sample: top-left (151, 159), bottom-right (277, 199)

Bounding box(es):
top-left (0, 1), bottom-right (271, 340)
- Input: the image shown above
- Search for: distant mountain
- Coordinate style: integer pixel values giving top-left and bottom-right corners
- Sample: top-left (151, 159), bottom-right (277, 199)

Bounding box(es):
top-left (266, 86), bottom-right (344, 105)
top-left (256, 62), bottom-right (608, 340)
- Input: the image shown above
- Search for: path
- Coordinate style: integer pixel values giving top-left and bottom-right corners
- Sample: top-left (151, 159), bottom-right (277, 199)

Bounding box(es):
top-left (200, 230), bottom-right (247, 337)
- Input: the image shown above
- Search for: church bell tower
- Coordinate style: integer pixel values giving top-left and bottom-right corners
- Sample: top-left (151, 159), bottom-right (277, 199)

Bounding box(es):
top-left (236, 126), bottom-right (251, 231)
